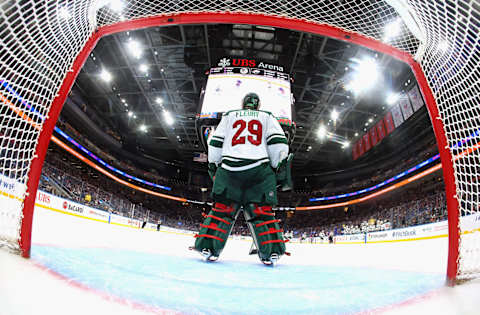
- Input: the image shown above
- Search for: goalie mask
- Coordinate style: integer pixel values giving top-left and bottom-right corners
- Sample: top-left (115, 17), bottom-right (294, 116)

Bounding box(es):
top-left (242, 93), bottom-right (260, 110)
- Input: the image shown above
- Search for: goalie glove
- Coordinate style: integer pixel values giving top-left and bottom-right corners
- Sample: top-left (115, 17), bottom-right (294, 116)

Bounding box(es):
top-left (276, 153), bottom-right (294, 191)
top-left (208, 162), bottom-right (218, 181)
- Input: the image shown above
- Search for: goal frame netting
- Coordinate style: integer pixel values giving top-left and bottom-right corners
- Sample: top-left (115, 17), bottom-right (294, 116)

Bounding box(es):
top-left (1, 1), bottom-right (478, 285)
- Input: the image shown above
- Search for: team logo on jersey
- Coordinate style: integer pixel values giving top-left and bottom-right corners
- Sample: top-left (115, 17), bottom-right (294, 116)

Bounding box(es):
top-left (218, 58), bottom-right (230, 67)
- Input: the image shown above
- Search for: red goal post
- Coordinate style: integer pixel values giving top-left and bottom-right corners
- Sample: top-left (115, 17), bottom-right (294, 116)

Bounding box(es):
top-left (0, 1), bottom-right (478, 285)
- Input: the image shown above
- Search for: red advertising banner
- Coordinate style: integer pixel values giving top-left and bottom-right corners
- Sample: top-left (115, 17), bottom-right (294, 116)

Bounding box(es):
top-left (352, 142), bottom-right (359, 160)
top-left (357, 138), bottom-right (364, 156)
top-left (384, 111), bottom-right (395, 135)
top-left (363, 133), bottom-right (371, 152)
top-left (376, 120), bottom-right (386, 141)
top-left (369, 127), bottom-right (378, 146)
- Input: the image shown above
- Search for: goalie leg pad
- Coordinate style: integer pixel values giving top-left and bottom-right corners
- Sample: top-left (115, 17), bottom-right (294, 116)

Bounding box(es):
top-left (194, 202), bottom-right (239, 258)
top-left (244, 204), bottom-right (288, 262)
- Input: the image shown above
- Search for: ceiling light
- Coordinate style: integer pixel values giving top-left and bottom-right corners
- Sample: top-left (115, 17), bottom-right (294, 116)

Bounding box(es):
top-left (317, 125), bottom-right (327, 139)
top-left (133, 115), bottom-right (137, 119)
top-left (121, 98), bottom-right (126, 103)
top-left (156, 97), bottom-right (163, 104)
top-left (331, 109), bottom-right (339, 121)
top-left (342, 141), bottom-right (350, 149)
top-left (100, 69), bottom-right (112, 82)
top-left (368, 118), bottom-right (373, 123)
top-left (355, 132), bottom-right (358, 137)
top-left (383, 18), bottom-right (402, 41)
top-left (164, 110), bottom-right (174, 125)
top-left (345, 58), bottom-right (378, 95)
top-left (139, 124), bottom-right (147, 132)
top-left (387, 92), bottom-right (399, 105)
top-left (59, 7), bottom-right (71, 19)
top-left (127, 40), bottom-right (142, 59)
top-left (128, 112), bottom-right (133, 117)
top-left (139, 64), bottom-right (148, 72)
top-left (109, 0), bottom-right (125, 13)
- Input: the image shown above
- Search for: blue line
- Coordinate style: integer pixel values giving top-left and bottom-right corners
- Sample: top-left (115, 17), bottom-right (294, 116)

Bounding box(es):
top-left (1, 80), bottom-right (171, 192)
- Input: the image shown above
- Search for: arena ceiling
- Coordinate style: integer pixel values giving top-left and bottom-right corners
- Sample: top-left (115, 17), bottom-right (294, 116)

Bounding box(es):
top-left (66, 23), bottom-right (423, 176)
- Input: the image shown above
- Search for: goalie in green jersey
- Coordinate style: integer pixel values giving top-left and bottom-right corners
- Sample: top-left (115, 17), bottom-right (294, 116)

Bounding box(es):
top-left (193, 93), bottom-right (292, 265)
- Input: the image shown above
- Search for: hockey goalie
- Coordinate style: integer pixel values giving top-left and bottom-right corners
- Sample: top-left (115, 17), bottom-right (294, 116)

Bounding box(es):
top-left (193, 93), bottom-right (291, 265)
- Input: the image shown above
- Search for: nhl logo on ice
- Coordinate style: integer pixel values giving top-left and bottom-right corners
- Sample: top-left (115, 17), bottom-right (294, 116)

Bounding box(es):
top-left (63, 201), bottom-right (68, 209)
top-left (218, 58), bottom-right (230, 67)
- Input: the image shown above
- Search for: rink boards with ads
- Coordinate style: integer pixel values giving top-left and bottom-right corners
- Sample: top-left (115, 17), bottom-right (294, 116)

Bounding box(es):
top-left (1, 180), bottom-right (480, 244)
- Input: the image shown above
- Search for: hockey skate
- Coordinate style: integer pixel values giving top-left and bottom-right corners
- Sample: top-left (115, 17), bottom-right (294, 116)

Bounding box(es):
top-left (201, 248), bottom-right (218, 262)
top-left (261, 253), bottom-right (279, 266)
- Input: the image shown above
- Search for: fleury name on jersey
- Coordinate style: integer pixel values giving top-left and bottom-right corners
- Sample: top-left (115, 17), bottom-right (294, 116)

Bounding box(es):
top-left (208, 109), bottom-right (288, 172)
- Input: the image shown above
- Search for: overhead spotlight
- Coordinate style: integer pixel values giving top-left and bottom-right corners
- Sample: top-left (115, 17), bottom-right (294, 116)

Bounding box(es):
top-left (128, 112), bottom-right (133, 117)
top-left (127, 40), bottom-right (142, 59)
top-left (133, 115), bottom-right (137, 119)
top-left (317, 125), bottom-right (327, 139)
top-left (156, 97), bottom-right (163, 104)
top-left (139, 64), bottom-right (148, 72)
top-left (100, 69), bottom-right (112, 82)
top-left (164, 110), bottom-right (174, 126)
top-left (368, 118), bottom-right (373, 123)
top-left (121, 98), bottom-right (126, 103)
top-left (345, 58), bottom-right (378, 95)
top-left (383, 18), bottom-right (402, 41)
top-left (139, 124), bottom-right (147, 132)
top-left (387, 92), bottom-right (399, 105)
top-left (124, 103), bottom-right (128, 107)
top-left (331, 109), bottom-right (339, 121)
top-left (109, 0), bottom-right (125, 13)
top-left (342, 141), bottom-right (350, 149)
top-left (365, 122), bottom-right (369, 126)
top-left (355, 132), bottom-right (358, 137)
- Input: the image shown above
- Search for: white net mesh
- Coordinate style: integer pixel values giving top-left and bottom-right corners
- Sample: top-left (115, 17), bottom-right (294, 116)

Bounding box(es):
top-left (0, 0), bottom-right (478, 280)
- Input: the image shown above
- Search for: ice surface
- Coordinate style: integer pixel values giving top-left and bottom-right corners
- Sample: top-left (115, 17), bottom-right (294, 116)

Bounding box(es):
top-left (1, 207), bottom-right (479, 315)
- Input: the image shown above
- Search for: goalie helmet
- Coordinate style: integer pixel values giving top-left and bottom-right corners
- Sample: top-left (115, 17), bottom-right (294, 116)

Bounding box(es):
top-left (242, 93), bottom-right (260, 110)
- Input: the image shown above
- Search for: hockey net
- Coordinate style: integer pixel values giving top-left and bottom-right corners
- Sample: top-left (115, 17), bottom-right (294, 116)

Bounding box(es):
top-left (0, 1), bottom-right (478, 283)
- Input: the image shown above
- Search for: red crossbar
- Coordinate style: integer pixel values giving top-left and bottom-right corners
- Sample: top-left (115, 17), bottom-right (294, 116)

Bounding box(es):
top-left (194, 234), bottom-right (224, 242)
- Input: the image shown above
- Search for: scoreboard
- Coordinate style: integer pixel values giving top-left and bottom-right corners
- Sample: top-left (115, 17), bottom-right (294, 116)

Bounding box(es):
top-left (196, 57), bottom-right (296, 152)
